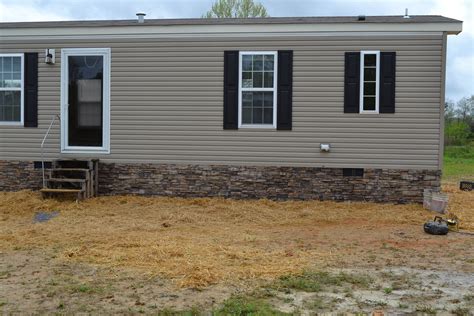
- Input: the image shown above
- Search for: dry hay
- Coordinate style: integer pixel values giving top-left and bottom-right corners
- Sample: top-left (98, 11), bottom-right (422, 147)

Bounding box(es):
top-left (442, 182), bottom-right (474, 231)
top-left (0, 185), bottom-right (472, 288)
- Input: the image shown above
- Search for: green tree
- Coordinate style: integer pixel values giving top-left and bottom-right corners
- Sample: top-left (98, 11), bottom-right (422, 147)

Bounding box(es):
top-left (445, 99), bottom-right (456, 122)
top-left (456, 95), bottom-right (473, 125)
top-left (445, 121), bottom-right (471, 145)
top-left (202, 0), bottom-right (269, 18)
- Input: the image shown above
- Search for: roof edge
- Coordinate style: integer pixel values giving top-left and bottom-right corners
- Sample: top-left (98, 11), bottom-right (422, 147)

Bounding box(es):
top-left (0, 15), bottom-right (463, 29)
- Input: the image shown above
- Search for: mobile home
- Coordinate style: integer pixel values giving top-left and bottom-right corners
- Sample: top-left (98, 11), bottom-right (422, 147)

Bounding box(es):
top-left (0, 15), bottom-right (462, 202)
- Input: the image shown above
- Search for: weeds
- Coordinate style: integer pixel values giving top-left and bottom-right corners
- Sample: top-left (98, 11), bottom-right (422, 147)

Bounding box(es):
top-left (304, 295), bottom-right (330, 310)
top-left (274, 271), bottom-right (371, 292)
top-left (214, 295), bottom-right (286, 315)
top-left (383, 287), bottom-right (393, 294)
top-left (463, 294), bottom-right (474, 302)
top-left (70, 283), bottom-right (105, 294)
top-left (157, 307), bottom-right (201, 316)
top-left (451, 306), bottom-right (470, 316)
top-left (416, 304), bottom-right (437, 315)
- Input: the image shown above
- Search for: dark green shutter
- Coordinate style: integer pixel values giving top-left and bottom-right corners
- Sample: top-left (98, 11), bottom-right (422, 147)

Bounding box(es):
top-left (277, 50), bottom-right (293, 130)
top-left (344, 52), bottom-right (360, 113)
top-left (379, 52), bottom-right (396, 113)
top-left (24, 52), bottom-right (38, 127)
top-left (223, 51), bottom-right (239, 129)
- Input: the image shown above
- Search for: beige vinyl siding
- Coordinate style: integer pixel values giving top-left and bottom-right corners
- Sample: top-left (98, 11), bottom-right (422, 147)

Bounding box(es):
top-left (0, 35), bottom-right (443, 169)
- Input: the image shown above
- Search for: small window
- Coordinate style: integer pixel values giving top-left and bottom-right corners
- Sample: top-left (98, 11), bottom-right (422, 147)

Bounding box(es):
top-left (359, 51), bottom-right (380, 114)
top-left (0, 54), bottom-right (24, 125)
top-left (239, 52), bottom-right (277, 128)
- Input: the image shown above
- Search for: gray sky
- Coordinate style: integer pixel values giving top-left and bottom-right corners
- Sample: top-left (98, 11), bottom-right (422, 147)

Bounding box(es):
top-left (0, 0), bottom-right (472, 102)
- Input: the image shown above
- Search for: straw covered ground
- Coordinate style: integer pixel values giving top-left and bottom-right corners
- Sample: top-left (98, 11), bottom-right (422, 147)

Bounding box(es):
top-left (1, 183), bottom-right (473, 291)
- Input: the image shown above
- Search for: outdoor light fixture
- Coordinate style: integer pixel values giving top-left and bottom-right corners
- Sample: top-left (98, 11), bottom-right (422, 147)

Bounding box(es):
top-left (45, 49), bottom-right (55, 64)
top-left (320, 144), bottom-right (331, 152)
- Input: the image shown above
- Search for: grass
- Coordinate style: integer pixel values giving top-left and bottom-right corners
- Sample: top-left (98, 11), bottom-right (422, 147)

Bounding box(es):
top-left (157, 307), bottom-right (201, 316)
top-left (415, 304), bottom-right (437, 315)
top-left (274, 271), bottom-right (371, 292)
top-left (443, 142), bottom-right (474, 181)
top-left (304, 295), bottom-right (331, 310)
top-left (383, 287), bottom-right (393, 294)
top-left (214, 295), bottom-right (287, 315)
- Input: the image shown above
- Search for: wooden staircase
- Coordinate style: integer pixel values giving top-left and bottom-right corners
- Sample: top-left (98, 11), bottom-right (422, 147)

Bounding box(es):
top-left (40, 159), bottom-right (99, 200)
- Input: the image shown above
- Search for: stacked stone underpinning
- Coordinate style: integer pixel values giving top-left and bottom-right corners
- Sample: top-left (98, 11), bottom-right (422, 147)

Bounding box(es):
top-left (0, 161), bottom-right (43, 191)
top-left (0, 160), bottom-right (441, 203)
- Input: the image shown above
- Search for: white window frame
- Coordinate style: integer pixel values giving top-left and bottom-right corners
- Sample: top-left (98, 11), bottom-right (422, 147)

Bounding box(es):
top-left (359, 50), bottom-right (380, 114)
top-left (0, 53), bottom-right (24, 126)
top-left (60, 48), bottom-right (111, 154)
top-left (238, 51), bottom-right (278, 129)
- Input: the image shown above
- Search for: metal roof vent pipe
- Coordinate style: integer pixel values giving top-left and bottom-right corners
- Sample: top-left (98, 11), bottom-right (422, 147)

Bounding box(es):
top-left (136, 12), bottom-right (146, 23)
top-left (404, 8), bottom-right (410, 19)
top-left (358, 15), bottom-right (366, 21)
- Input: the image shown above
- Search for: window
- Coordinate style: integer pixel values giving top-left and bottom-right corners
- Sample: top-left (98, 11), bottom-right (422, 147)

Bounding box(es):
top-left (359, 51), bottom-right (380, 113)
top-left (239, 52), bottom-right (277, 128)
top-left (0, 54), bottom-right (23, 125)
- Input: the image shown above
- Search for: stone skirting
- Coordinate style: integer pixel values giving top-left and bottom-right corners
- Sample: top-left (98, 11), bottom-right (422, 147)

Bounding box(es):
top-left (0, 160), bottom-right (441, 203)
top-left (0, 160), bottom-right (43, 191)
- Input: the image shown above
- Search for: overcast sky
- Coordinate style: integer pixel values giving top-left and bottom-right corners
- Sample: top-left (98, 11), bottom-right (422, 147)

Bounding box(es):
top-left (0, 0), bottom-right (472, 102)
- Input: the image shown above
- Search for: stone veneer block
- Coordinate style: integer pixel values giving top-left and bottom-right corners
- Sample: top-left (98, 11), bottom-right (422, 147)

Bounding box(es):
top-left (0, 160), bottom-right (441, 203)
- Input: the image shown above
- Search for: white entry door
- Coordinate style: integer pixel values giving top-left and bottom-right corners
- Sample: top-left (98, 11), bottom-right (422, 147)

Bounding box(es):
top-left (61, 48), bottom-right (110, 153)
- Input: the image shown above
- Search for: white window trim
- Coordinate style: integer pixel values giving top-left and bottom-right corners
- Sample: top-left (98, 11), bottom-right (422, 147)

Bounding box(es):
top-left (60, 48), bottom-right (111, 154)
top-left (0, 53), bottom-right (24, 126)
top-left (359, 50), bottom-right (380, 114)
top-left (238, 51), bottom-right (278, 129)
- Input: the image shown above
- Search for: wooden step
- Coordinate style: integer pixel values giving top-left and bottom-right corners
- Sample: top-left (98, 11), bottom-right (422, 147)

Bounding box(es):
top-left (47, 178), bottom-right (86, 183)
top-left (40, 188), bottom-right (82, 193)
top-left (51, 168), bottom-right (89, 172)
top-left (46, 159), bottom-right (99, 200)
top-left (53, 159), bottom-right (95, 169)
top-left (40, 188), bottom-right (85, 201)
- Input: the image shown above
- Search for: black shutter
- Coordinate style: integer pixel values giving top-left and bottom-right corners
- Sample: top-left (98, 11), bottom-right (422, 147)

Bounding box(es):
top-left (379, 52), bottom-right (396, 113)
top-left (24, 52), bottom-right (38, 127)
top-left (223, 51), bottom-right (239, 129)
top-left (344, 52), bottom-right (360, 113)
top-left (277, 50), bottom-right (293, 130)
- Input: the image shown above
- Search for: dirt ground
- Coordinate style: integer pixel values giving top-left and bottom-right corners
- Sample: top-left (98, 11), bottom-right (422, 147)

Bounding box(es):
top-left (0, 183), bottom-right (473, 314)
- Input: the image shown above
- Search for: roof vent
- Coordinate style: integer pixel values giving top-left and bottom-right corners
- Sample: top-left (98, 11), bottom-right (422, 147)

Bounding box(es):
top-left (136, 12), bottom-right (146, 23)
top-left (404, 8), bottom-right (410, 19)
top-left (358, 15), bottom-right (366, 21)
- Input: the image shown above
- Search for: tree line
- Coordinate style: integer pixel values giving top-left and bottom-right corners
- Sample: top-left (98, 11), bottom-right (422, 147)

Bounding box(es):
top-left (445, 95), bottom-right (473, 146)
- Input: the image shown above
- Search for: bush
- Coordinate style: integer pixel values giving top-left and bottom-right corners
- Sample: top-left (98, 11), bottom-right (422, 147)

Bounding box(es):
top-left (445, 121), bottom-right (471, 146)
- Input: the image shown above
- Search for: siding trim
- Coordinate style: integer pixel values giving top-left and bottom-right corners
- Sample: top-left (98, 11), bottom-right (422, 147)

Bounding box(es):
top-left (0, 32), bottom-right (446, 42)
top-left (0, 22), bottom-right (461, 38)
top-left (438, 32), bottom-right (447, 170)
